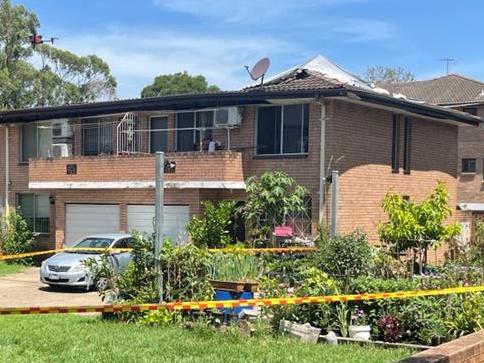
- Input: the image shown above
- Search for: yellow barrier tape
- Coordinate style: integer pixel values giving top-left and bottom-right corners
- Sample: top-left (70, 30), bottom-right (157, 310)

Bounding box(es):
top-left (0, 247), bottom-right (316, 261)
top-left (0, 285), bottom-right (482, 315)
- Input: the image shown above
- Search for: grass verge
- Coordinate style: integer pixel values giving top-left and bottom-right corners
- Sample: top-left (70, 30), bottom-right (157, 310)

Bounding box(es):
top-left (0, 262), bottom-right (26, 276)
top-left (0, 315), bottom-right (413, 363)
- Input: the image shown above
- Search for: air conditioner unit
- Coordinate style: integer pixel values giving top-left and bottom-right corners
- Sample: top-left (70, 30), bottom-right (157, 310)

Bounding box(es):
top-left (214, 107), bottom-right (242, 127)
top-left (51, 143), bottom-right (72, 158)
top-left (52, 119), bottom-right (73, 139)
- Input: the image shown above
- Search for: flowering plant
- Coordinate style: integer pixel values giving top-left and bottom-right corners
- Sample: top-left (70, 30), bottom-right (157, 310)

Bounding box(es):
top-left (350, 307), bottom-right (369, 326)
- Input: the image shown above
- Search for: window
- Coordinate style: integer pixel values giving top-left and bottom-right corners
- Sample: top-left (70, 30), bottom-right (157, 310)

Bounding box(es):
top-left (175, 111), bottom-right (214, 152)
top-left (462, 158), bottom-right (476, 173)
top-left (20, 122), bottom-right (53, 163)
top-left (150, 116), bottom-right (168, 153)
top-left (17, 194), bottom-right (50, 234)
top-left (256, 104), bottom-right (309, 155)
top-left (391, 115), bottom-right (400, 173)
top-left (82, 118), bottom-right (113, 156)
top-left (403, 117), bottom-right (412, 174)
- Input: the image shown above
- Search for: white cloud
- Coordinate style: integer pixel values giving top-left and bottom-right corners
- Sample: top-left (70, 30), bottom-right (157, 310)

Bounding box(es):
top-left (58, 28), bottom-right (300, 98)
top-left (325, 18), bottom-right (398, 42)
top-left (154, 0), bottom-right (376, 24)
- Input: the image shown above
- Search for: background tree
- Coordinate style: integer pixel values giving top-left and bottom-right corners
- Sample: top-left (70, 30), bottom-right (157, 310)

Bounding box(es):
top-left (0, 0), bottom-right (116, 109)
top-left (363, 66), bottom-right (415, 85)
top-left (378, 182), bottom-right (460, 272)
top-left (141, 71), bottom-right (220, 98)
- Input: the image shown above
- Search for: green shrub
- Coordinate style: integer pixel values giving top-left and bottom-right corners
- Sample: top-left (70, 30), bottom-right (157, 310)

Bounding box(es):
top-left (88, 233), bottom-right (213, 305)
top-left (470, 220), bottom-right (484, 265)
top-left (187, 201), bottom-right (235, 248)
top-left (209, 253), bottom-right (263, 282)
top-left (0, 209), bottom-right (34, 264)
top-left (311, 231), bottom-right (374, 281)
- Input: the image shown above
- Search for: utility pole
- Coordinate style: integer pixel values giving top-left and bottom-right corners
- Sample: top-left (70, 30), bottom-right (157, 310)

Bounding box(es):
top-left (154, 151), bottom-right (164, 302)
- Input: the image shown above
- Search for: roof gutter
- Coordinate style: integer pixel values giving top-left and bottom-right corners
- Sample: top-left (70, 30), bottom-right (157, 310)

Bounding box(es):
top-left (350, 90), bottom-right (481, 126)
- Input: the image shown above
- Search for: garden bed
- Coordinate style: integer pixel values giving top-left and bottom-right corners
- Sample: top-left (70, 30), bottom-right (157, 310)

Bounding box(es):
top-left (0, 315), bottom-right (414, 363)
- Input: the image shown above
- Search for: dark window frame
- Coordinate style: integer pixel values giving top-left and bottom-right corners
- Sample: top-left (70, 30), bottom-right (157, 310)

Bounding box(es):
top-left (149, 115), bottom-right (169, 153)
top-left (175, 110), bottom-right (214, 152)
top-left (16, 193), bottom-right (50, 234)
top-left (255, 104), bottom-right (309, 156)
top-left (403, 117), bottom-right (412, 175)
top-left (81, 118), bottom-right (113, 156)
top-left (391, 115), bottom-right (400, 173)
top-left (462, 158), bottom-right (477, 173)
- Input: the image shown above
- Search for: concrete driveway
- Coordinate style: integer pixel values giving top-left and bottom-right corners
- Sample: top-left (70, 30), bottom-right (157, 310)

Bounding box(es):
top-left (0, 267), bottom-right (102, 307)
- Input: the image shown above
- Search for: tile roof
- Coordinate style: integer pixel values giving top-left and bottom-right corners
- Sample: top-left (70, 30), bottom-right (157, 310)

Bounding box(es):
top-left (382, 74), bottom-right (484, 106)
top-left (242, 69), bottom-right (346, 93)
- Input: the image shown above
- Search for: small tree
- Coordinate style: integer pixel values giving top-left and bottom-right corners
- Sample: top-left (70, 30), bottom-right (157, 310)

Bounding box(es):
top-left (0, 208), bottom-right (34, 264)
top-left (242, 171), bottom-right (308, 244)
top-left (363, 66), bottom-right (415, 85)
top-left (187, 201), bottom-right (235, 248)
top-left (378, 182), bottom-right (460, 272)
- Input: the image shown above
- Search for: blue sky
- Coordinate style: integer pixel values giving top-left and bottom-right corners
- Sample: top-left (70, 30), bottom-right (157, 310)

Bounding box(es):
top-left (16, 0), bottom-right (484, 99)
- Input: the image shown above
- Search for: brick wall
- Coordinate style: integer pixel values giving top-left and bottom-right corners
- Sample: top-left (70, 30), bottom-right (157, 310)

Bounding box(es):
top-left (457, 105), bottom-right (484, 204)
top-left (326, 100), bottom-right (459, 242)
top-left (399, 330), bottom-right (484, 363)
top-left (29, 152), bottom-right (245, 184)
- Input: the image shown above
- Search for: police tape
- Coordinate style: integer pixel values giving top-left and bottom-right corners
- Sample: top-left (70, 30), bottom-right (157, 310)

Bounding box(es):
top-left (0, 285), bottom-right (482, 315)
top-left (0, 247), bottom-right (316, 261)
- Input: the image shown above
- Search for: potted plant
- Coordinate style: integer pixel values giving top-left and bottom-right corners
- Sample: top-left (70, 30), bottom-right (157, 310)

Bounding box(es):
top-left (209, 253), bottom-right (261, 293)
top-left (348, 307), bottom-right (371, 341)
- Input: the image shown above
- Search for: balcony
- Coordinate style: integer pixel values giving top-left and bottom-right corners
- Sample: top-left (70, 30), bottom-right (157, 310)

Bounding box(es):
top-left (28, 152), bottom-right (246, 190)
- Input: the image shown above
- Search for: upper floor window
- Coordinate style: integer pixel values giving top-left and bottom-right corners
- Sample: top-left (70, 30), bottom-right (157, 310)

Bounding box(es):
top-left (256, 104), bottom-right (309, 156)
top-left (82, 118), bottom-right (113, 156)
top-left (17, 194), bottom-right (50, 234)
top-left (150, 116), bottom-right (168, 153)
top-left (462, 158), bottom-right (476, 173)
top-left (176, 111), bottom-right (213, 152)
top-left (20, 122), bottom-right (53, 163)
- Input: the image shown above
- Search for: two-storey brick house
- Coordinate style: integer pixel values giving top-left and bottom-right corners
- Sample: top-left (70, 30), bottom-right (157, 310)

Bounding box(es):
top-left (0, 56), bottom-right (480, 250)
top-left (384, 74), bottom-right (484, 241)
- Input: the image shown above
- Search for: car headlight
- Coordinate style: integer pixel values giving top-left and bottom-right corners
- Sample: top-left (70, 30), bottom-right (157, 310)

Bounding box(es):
top-left (71, 264), bottom-right (86, 273)
top-left (41, 261), bottom-right (47, 269)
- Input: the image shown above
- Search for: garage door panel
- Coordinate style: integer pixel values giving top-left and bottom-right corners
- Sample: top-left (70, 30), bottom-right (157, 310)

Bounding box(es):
top-left (65, 204), bottom-right (120, 245)
top-left (127, 205), bottom-right (189, 245)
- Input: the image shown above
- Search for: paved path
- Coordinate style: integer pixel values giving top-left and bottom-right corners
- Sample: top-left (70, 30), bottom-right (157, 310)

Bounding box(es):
top-left (0, 267), bottom-right (102, 307)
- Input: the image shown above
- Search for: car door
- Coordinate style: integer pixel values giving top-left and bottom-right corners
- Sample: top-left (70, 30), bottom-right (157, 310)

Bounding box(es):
top-left (111, 238), bottom-right (133, 273)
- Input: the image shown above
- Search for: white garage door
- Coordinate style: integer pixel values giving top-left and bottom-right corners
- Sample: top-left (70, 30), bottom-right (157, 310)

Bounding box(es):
top-left (65, 204), bottom-right (120, 245)
top-left (127, 205), bottom-right (189, 245)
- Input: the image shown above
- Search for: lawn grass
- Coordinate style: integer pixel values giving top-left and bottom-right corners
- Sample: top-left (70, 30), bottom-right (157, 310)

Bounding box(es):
top-left (0, 262), bottom-right (26, 276)
top-left (0, 315), bottom-right (413, 363)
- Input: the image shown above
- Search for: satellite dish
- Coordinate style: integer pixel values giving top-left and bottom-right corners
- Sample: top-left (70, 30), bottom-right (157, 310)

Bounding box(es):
top-left (245, 57), bottom-right (270, 84)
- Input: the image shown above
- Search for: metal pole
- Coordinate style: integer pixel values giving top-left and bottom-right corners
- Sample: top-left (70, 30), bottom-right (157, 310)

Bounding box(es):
top-left (330, 170), bottom-right (339, 237)
top-left (154, 151), bottom-right (164, 302)
top-left (4, 126), bottom-right (9, 216)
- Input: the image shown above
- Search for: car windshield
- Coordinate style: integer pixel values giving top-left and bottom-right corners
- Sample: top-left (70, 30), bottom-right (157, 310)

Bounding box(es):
top-left (74, 238), bottom-right (114, 249)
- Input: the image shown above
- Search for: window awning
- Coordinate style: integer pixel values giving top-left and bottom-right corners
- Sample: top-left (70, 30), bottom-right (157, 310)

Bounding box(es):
top-left (457, 203), bottom-right (484, 212)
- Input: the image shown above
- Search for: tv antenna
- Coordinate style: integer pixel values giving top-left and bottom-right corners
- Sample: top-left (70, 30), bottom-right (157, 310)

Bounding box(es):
top-left (244, 57), bottom-right (270, 85)
top-left (439, 58), bottom-right (455, 75)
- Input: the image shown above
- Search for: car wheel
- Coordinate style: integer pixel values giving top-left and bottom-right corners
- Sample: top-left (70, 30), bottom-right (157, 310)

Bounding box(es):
top-left (96, 277), bottom-right (110, 291)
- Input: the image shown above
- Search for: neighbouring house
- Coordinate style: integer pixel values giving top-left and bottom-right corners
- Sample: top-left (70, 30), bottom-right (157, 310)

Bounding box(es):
top-left (383, 74), bottom-right (484, 243)
top-left (0, 56), bottom-right (480, 251)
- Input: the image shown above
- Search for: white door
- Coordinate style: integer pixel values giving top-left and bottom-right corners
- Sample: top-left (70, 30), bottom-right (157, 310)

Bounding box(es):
top-left (127, 205), bottom-right (190, 245)
top-left (65, 204), bottom-right (120, 245)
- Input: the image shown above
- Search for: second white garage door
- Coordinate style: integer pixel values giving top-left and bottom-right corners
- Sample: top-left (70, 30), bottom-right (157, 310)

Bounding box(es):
top-left (127, 205), bottom-right (190, 245)
top-left (65, 204), bottom-right (120, 245)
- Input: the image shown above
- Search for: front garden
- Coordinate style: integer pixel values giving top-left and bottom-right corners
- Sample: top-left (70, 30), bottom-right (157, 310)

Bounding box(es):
top-left (85, 173), bottom-right (483, 351)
